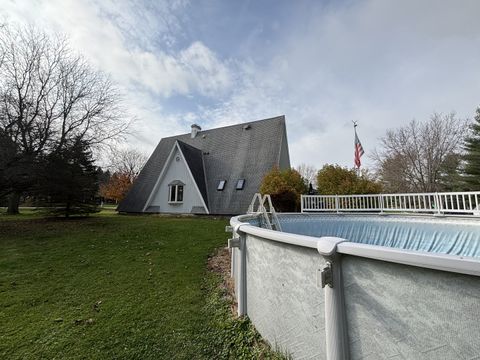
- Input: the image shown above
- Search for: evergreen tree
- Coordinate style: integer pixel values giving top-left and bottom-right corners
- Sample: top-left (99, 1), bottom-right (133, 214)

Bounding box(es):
top-left (37, 140), bottom-right (100, 217)
top-left (0, 130), bottom-right (37, 211)
top-left (464, 108), bottom-right (480, 190)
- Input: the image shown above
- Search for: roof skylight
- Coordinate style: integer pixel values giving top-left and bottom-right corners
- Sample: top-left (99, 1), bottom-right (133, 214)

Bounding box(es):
top-left (236, 179), bottom-right (245, 190)
top-left (217, 180), bottom-right (226, 191)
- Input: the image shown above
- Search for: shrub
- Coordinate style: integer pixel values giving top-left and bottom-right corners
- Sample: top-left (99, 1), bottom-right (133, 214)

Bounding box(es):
top-left (260, 167), bottom-right (307, 212)
top-left (316, 164), bottom-right (382, 195)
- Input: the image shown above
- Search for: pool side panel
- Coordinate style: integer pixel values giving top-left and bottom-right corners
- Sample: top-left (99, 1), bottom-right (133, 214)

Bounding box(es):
top-left (342, 255), bottom-right (480, 359)
top-left (230, 214), bottom-right (480, 360)
top-left (245, 233), bottom-right (327, 359)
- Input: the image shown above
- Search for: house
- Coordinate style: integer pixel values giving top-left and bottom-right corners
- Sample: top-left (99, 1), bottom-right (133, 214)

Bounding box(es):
top-left (118, 116), bottom-right (291, 215)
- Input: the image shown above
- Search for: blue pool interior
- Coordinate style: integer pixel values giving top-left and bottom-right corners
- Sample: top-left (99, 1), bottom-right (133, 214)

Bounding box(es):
top-left (272, 214), bottom-right (480, 258)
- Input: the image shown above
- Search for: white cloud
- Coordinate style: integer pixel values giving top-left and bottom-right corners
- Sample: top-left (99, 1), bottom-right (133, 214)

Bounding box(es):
top-left (192, 0), bottom-right (480, 169)
top-left (1, 0), bottom-right (232, 98)
top-left (180, 41), bottom-right (232, 97)
top-left (2, 0), bottom-right (480, 171)
top-left (1, 0), bottom-right (234, 157)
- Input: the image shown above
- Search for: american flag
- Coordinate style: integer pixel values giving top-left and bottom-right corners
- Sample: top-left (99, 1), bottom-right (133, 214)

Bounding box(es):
top-left (354, 130), bottom-right (364, 168)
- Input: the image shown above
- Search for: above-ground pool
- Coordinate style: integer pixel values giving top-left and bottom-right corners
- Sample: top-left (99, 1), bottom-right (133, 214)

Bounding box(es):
top-left (278, 213), bottom-right (480, 258)
top-left (229, 213), bottom-right (480, 360)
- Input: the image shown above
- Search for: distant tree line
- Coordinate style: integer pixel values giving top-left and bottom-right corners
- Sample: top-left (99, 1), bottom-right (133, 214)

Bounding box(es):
top-left (262, 109), bottom-right (480, 211)
top-left (0, 24), bottom-right (132, 216)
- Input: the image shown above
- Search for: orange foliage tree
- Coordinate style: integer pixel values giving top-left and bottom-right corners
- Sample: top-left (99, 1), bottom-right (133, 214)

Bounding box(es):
top-left (99, 172), bottom-right (132, 203)
top-left (100, 148), bottom-right (148, 203)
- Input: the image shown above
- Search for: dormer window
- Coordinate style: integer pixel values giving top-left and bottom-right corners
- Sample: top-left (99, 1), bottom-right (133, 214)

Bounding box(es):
top-left (236, 179), bottom-right (245, 190)
top-left (168, 180), bottom-right (184, 203)
top-left (217, 180), bottom-right (226, 191)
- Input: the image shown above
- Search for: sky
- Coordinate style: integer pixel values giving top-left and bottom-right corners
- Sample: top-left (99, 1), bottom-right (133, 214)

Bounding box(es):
top-left (2, 0), bottom-right (480, 170)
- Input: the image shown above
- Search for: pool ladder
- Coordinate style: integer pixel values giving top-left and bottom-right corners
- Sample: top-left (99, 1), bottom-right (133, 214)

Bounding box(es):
top-left (247, 193), bottom-right (282, 231)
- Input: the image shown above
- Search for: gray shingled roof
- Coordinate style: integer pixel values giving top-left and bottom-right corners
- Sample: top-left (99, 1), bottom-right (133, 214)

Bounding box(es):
top-left (118, 115), bottom-right (290, 215)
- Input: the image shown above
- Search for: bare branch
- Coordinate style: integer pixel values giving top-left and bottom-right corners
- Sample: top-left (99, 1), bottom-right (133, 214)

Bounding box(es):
top-left (0, 24), bottom-right (132, 211)
top-left (372, 113), bottom-right (470, 192)
top-left (0, 24), bottom-right (131, 156)
top-left (295, 163), bottom-right (317, 186)
top-left (107, 148), bottom-right (148, 182)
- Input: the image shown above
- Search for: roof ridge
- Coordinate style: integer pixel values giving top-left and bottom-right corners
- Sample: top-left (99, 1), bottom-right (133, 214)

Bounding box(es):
top-left (161, 115), bottom-right (285, 140)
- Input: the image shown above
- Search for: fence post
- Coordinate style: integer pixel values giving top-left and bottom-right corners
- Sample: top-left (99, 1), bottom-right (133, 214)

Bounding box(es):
top-left (435, 192), bottom-right (442, 215)
top-left (335, 195), bottom-right (339, 213)
top-left (379, 194), bottom-right (384, 214)
top-left (301, 195), bottom-right (304, 213)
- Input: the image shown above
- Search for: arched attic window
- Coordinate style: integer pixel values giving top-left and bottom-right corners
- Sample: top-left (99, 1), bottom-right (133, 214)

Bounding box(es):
top-left (168, 180), bottom-right (185, 203)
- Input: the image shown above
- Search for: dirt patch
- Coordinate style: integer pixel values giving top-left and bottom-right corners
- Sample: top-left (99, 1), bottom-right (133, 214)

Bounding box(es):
top-left (207, 246), bottom-right (237, 315)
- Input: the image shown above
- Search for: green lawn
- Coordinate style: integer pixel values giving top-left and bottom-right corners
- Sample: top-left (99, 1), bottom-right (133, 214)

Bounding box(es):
top-left (0, 212), bottom-right (283, 359)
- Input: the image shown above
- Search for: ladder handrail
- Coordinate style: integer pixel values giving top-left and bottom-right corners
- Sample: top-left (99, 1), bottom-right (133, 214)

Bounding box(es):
top-left (247, 193), bottom-right (282, 231)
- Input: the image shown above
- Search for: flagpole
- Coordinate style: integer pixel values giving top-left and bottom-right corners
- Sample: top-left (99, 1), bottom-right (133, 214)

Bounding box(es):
top-left (353, 121), bottom-right (365, 176)
top-left (352, 120), bottom-right (360, 176)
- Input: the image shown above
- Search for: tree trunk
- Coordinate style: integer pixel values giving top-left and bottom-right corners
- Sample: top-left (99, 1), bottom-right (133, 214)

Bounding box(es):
top-left (7, 192), bottom-right (21, 215)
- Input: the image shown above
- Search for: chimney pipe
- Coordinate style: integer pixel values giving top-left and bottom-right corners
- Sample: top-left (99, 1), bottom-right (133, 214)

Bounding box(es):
top-left (191, 124), bottom-right (201, 138)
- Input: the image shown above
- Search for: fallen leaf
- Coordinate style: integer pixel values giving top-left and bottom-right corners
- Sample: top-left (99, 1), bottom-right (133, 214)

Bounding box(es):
top-left (93, 300), bottom-right (102, 312)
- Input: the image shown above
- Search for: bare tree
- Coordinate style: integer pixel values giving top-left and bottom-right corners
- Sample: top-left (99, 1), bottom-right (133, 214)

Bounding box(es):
top-left (108, 148), bottom-right (148, 183)
top-left (55, 56), bottom-right (130, 150)
top-left (99, 148), bottom-right (147, 203)
top-left (0, 27), bottom-right (66, 156)
top-left (372, 113), bottom-right (469, 192)
top-left (0, 25), bottom-right (130, 214)
top-left (372, 153), bottom-right (412, 192)
top-left (296, 163), bottom-right (317, 187)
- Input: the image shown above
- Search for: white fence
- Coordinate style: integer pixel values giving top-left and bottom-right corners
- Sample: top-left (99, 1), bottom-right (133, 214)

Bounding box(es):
top-left (301, 191), bottom-right (480, 216)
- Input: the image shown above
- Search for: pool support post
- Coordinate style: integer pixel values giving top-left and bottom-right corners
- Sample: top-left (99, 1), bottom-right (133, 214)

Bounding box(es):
top-left (317, 237), bottom-right (349, 360)
top-left (228, 225), bottom-right (247, 316)
top-left (226, 226), bottom-right (236, 278)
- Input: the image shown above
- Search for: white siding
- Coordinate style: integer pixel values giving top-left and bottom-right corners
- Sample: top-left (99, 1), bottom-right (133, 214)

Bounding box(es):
top-left (149, 148), bottom-right (206, 213)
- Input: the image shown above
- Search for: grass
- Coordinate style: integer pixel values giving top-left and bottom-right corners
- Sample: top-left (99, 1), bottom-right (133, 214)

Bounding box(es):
top-left (0, 211), bottom-right (285, 359)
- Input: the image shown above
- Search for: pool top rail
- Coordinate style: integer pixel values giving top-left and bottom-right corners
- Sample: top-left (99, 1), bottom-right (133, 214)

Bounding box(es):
top-left (230, 213), bottom-right (480, 277)
top-left (301, 191), bottom-right (480, 216)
